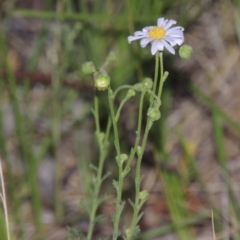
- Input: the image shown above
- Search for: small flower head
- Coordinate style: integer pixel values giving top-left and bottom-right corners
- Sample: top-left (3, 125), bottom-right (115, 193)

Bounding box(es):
top-left (179, 44), bottom-right (193, 59)
top-left (93, 68), bottom-right (110, 91)
top-left (128, 17), bottom-right (184, 55)
top-left (147, 107), bottom-right (161, 121)
top-left (139, 190), bottom-right (149, 201)
top-left (143, 77), bottom-right (153, 90)
top-left (126, 89), bottom-right (136, 99)
top-left (116, 154), bottom-right (128, 166)
top-left (81, 61), bottom-right (96, 74)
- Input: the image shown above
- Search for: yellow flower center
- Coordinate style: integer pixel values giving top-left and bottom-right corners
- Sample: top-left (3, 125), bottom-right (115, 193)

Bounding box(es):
top-left (148, 27), bottom-right (166, 39)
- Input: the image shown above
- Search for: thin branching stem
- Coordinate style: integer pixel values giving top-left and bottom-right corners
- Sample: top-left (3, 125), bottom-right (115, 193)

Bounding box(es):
top-left (127, 51), bottom-right (166, 239)
top-left (108, 88), bottom-right (123, 240)
top-left (87, 96), bottom-right (109, 240)
top-left (123, 90), bottom-right (146, 174)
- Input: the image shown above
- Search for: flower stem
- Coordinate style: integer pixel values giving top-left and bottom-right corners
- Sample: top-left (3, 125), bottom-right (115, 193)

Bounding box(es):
top-left (127, 51), bottom-right (166, 239)
top-left (151, 52), bottom-right (160, 103)
top-left (157, 52), bottom-right (164, 98)
top-left (87, 96), bottom-right (108, 240)
top-left (127, 116), bottom-right (152, 239)
top-left (123, 90), bottom-right (146, 175)
top-left (108, 88), bottom-right (123, 240)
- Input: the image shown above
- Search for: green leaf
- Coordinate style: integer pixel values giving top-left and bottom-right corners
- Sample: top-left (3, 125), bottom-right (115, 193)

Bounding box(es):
top-left (101, 171), bottom-right (111, 183)
top-left (95, 214), bottom-right (106, 223)
top-left (112, 180), bottom-right (118, 189)
top-left (128, 198), bottom-right (137, 211)
top-left (89, 164), bottom-right (98, 172)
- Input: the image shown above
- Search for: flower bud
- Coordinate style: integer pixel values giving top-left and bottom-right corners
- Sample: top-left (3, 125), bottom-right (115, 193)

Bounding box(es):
top-left (147, 107), bottom-right (160, 121)
top-left (143, 77), bottom-right (153, 90)
top-left (81, 61), bottom-right (96, 74)
top-left (139, 190), bottom-right (149, 200)
top-left (94, 68), bottom-right (110, 91)
top-left (137, 146), bottom-right (142, 156)
top-left (126, 89), bottom-right (136, 99)
top-left (179, 44), bottom-right (193, 59)
top-left (133, 83), bottom-right (143, 91)
top-left (116, 154), bottom-right (128, 165)
top-left (125, 228), bottom-right (131, 237)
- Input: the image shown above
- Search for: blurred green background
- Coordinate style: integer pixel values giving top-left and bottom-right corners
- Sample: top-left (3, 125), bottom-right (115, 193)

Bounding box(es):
top-left (1, 0), bottom-right (240, 239)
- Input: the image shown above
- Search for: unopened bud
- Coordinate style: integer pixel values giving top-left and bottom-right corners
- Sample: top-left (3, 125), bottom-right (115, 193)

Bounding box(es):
top-left (133, 83), bottom-right (143, 91)
top-left (126, 89), bottom-right (136, 99)
top-left (143, 77), bottom-right (153, 90)
top-left (137, 146), bottom-right (142, 156)
top-left (94, 68), bottom-right (110, 91)
top-left (116, 154), bottom-right (128, 165)
top-left (147, 107), bottom-right (160, 121)
top-left (81, 61), bottom-right (95, 74)
top-left (139, 190), bottom-right (149, 200)
top-left (179, 44), bottom-right (193, 59)
top-left (125, 228), bottom-right (131, 237)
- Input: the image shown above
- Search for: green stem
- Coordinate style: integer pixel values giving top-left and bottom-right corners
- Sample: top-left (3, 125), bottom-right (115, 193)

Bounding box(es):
top-left (108, 88), bottom-right (123, 240)
top-left (115, 98), bottom-right (128, 122)
top-left (127, 51), bottom-right (166, 239)
top-left (87, 96), bottom-right (108, 240)
top-left (113, 85), bottom-right (135, 99)
top-left (127, 119), bottom-right (152, 239)
top-left (151, 52), bottom-right (160, 102)
top-left (157, 52), bottom-right (164, 98)
top-left (123, 90), bottom-right (146, 175)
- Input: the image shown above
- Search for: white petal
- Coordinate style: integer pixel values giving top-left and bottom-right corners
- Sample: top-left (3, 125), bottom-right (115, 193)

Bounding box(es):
top-left (162, 19), bottom-right (169, 28)
top-left (142, 26), bottom-right (153, 32)
top-left (163, 36), bottom-right (178, 46)
top-left (164, 36), bottom-right (184, 46)
top-left (164, 19), bottom-right (176, 30)
top-left (174, 37), bottom-right (184, 45)
top-left (166, 29), bottom-right (184, 37)
top-left (134, 31), bottom-right (146, 36)
top-left (127, 35), bottom-right (145, 43)
top-left (157, 40), bottom-right (164, 51)
top-left (151, 40), bottom-right (159, 55)
top-left (162, 40), bottom-right (175, 54)
top-left (157, 18), bottom-right (165, 26)
top-left (167, 26), bottom-right (184, 33)
top-left (140, 37), bottom-right (153, 47)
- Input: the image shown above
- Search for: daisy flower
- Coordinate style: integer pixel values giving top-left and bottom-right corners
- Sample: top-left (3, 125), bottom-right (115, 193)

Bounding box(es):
top-left (127, 17), bottom-right (184, 55)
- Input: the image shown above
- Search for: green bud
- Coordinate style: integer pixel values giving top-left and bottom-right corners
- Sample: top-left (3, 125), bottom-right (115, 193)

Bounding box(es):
top-left (94, 68), bottom-right (110, 91)
top-left (125, 228), bottom-right (131, 238)
top-left (133, 83), bottom-right (143, 91)
top-left (147, 107), bottom-right (161, 121)
top-left (81, 61), bottom-right (96, 74)
top-left (116, 154), bottom-right (128, 165)
top-left (143, 77), bottom-right (153, 90)
top-left (179, 44), bottom-right (193, 59)
top-left (126, 89), bottom-right (136, 98)
top-left (139, 190), bottom-right (149, 200)
top-left (137, 146), bottom-right (142, 156)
